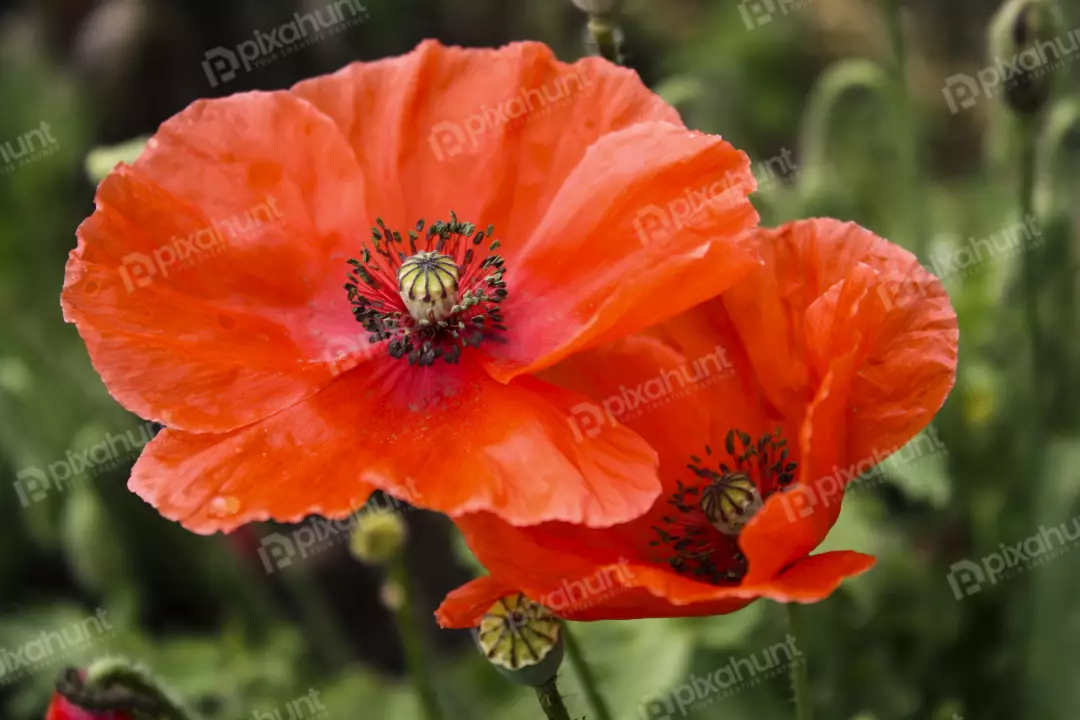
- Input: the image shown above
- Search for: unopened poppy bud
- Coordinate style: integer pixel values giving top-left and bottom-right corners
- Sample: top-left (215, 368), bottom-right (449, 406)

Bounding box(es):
top-left (350, 511), bottom-right (407, 565)
top-left (475, 593), bottom-right (564, 687)
top-left (989, 0), bottom-right (1063, 116)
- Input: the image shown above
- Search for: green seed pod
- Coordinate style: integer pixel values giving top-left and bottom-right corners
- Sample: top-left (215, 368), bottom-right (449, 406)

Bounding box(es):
top-left (475, 593), bottom-right (564, 687)
top-left (988, 0), bottom-right (1065, 117)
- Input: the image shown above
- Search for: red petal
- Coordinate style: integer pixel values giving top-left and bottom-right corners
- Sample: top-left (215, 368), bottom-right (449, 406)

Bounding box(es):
top-left (130, 356), bottom-right (661, 533)
top-left (485, 121), bottom-right (759, 380)
top-left (62, 92), bottom-right (371, 433)
top-left (290, 40), bottom-right (680, 257)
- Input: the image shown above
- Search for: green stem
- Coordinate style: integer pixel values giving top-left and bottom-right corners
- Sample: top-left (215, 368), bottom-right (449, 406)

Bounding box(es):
top-left (1019, 115), bottom-right (1040, 361)
top-left (534, 676), bottom-right (573, 720)
top-left (563, 623), bottom-right (614, 720)
top-left (389, 556), bottom-right (445, 720)
top-left (586, 14), bottom-right (624, 65)
top-left (787, 604), bottom-right (813, 720)
top-left (881, 0), bottom-right (928, 256)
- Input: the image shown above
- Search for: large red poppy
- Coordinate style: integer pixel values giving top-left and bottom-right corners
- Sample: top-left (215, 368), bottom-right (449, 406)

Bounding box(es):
top-left (437, 219), bottom-right (959, 624)
top-left (61, 41), bottom-right (761, 533)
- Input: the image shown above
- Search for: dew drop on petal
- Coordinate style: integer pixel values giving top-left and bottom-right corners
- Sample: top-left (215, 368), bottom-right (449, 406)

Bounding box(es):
top-left (208, 495), bottom-right (240, 518)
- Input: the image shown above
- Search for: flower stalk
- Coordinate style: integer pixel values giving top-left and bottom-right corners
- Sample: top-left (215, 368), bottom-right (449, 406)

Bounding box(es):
top-left (388, 556), bottom-right (445, 720)
top-left (787, 604), bottom-right (813, 720)
top-left (563, 623), bottom-right (615, 720)
top-left (534, 677), bottom-right (573, 720)
top-left (881, 0), bottom-right (928, 256)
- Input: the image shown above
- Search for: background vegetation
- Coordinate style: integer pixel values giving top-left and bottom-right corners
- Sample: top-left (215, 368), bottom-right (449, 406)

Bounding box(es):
top-left (1, 0), bottom-right (1079, 718)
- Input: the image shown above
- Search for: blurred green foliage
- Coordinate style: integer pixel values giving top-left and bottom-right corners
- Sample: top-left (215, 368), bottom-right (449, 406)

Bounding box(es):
top-left (1, 0), bottom-right (1079, 718)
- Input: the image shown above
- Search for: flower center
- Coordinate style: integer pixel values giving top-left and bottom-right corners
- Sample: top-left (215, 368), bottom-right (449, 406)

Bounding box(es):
top-left (650, 428), bottom-right (798, 586)
top-left (345, 212), bottom-right (507, 366)
top-left (397, 251), bottom-right (459, 322)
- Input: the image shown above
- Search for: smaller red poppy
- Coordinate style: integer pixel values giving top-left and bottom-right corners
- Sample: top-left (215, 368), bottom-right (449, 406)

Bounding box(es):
top-left (45, 692), bottom-right (132, 720)
top-left (437, 218), bottom-right (959, 625)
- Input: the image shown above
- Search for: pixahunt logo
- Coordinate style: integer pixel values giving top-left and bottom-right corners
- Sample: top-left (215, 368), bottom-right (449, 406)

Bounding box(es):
top-left (1, 121), bottom-right (59, 175)
top-left (947, 515), bottom-right (1080, 600)
top-left (943, 27), bottom-right (1080, 113)
top-left (251, 690), bottom-right (328, 720)
top-left (14, 422), bottom-right (159, 508)
top-left (876, 215), bottom-right (1043, 312)
top-left (779, 426), bottom-right (947, 522)
top-left (533, 560), bottom-right (635, 616)
top-left (118, 196), bottom-right (283, 292)
top-left (737, 0), bottom-right (811, 31)
top-left (202, 0), bottom-right (369, 87)
top-left (257, 494), bottom-right (410, 574)
top-left (0, 610), bottom-right (113, 685)
top-left (640, 635), bottom-right (802, 718)
top-left (632, 149), bottom-right (795, 246)
top-left (427, 67), bottom-right (596, 161)
top-left (568, 346), bottom-right (735, 441)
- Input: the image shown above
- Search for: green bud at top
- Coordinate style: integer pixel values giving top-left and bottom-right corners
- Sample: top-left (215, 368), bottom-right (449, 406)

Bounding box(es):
top-left (349, 510), bottom-right (407, 565)
top-left (989, 0), bottom-right (1065, 117)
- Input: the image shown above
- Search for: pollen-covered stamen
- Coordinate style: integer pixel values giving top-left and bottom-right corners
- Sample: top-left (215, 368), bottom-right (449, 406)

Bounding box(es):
top-left (344, 212), bottom-right (508, 366)
top-left (649, 428), bottom-right (799, 586)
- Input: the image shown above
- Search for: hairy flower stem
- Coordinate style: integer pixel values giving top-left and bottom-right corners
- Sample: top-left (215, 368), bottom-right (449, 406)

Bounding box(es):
top-left (882, 0), bottom-right (928, 256)
top-left (1019, 116), bottom-right (1042, 401)
top-left (787, 604), bottom-right (813, 720)
top-left (564, 624), bottom-right (615, 720)
top-left (389, 556), bottom-right (445, 720)
top-left (534, 677), bottom-right (573, 720)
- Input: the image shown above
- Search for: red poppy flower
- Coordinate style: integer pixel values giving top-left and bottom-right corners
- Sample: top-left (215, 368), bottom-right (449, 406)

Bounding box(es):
top-left (45, 692), bottom-right (131, 720)
top-left (437, 218), bottom-right (959, 624)
top-left (61, 40), bottom-right (761, 533)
